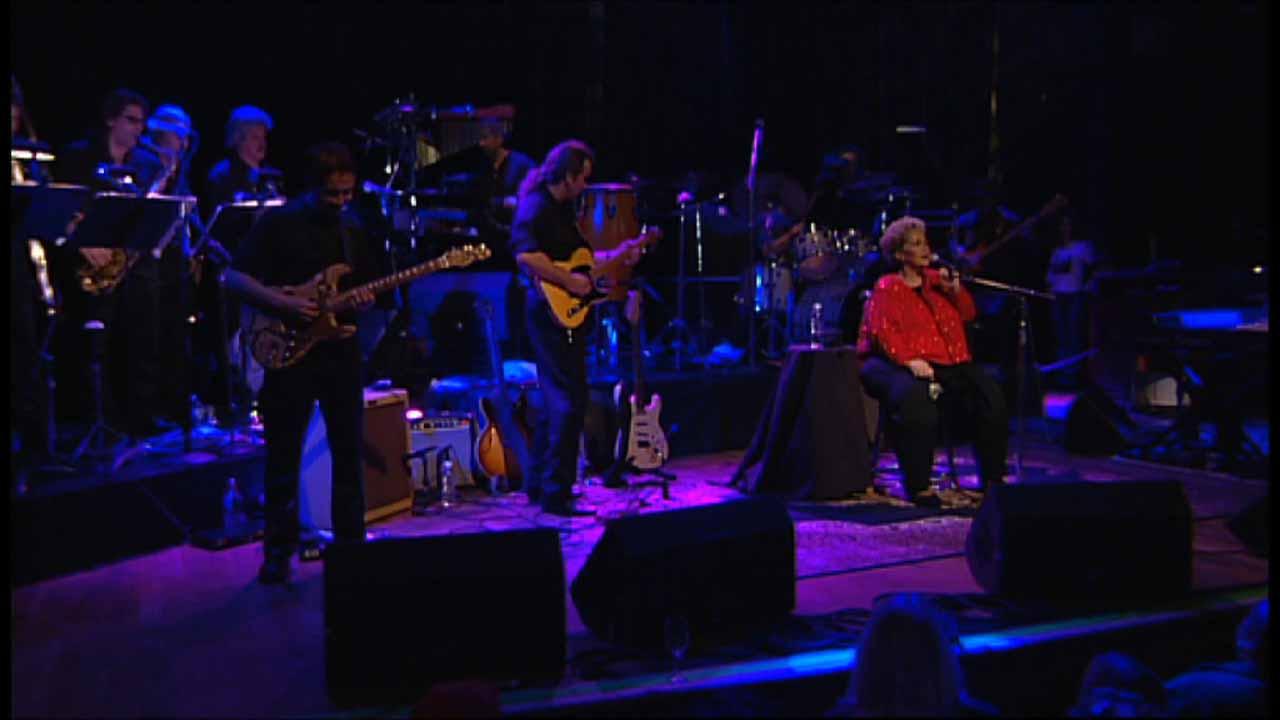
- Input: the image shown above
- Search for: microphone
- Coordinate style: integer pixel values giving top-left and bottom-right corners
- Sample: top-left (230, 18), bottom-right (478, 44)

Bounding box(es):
top-left (930, 253), bottom-right (961, 272)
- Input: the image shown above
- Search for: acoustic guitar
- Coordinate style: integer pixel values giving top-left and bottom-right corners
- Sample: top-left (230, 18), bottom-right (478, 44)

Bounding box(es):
top-left (613, 299), bottom-right (669, 470)
top-left (538, 227), bottom-right (662, 329)
top-left (474, 300), bottom-right (531, 491)
top-left (244, 244), bottom-right (490, 370)
top-left (957, 193), bottom-right (1068, 272)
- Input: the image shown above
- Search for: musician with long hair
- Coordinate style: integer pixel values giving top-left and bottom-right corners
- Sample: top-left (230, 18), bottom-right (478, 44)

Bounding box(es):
top-left (511, 139), bottom-right (640, 517)
top-left (224, 142), bottom-right (379, 584)
top-left (857, 216), bottom-right (1008, 506)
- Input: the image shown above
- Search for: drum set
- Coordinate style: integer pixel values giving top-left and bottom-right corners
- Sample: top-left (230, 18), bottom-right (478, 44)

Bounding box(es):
top-left (751, 222), bottom-right (881, 352)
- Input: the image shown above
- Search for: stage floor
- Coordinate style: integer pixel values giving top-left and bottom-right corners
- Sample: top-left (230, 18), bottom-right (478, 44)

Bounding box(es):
top-left (11, 440), bottom-right (1268, 718)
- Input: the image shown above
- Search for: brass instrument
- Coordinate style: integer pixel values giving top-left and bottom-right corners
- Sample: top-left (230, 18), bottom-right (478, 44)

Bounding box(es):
top-left (77, 199), bottom-right (191, 295)
top-left (78, 144), bottom-right (187, 295)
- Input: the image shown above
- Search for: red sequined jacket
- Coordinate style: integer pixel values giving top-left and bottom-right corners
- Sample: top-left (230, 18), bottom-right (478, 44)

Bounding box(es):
top-left (856, 269), bottom-right (977, 366)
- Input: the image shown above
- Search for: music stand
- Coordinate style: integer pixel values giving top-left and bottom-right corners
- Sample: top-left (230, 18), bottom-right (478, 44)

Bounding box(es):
top-left (66, 192), bottom-right (193, 470)
top-left (206, 200), bottom-right (282, 436)
top-left (11, 182), bottom-right (93, 470)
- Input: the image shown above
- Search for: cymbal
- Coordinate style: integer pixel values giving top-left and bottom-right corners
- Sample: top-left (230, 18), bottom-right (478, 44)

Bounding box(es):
top-left (373, 102), bottom-right (431, 127)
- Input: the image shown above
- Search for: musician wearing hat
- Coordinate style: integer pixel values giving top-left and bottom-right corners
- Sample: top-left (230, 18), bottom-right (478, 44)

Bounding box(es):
top-left (133, 104), bottom-right (196, 197)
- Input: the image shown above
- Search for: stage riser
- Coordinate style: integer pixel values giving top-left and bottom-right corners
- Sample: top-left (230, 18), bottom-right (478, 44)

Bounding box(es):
top-left (13, 456), bottom-right (265, 587)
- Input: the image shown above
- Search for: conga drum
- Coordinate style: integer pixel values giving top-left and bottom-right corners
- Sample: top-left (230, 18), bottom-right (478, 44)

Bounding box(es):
top-left (577, 183), bottom-right (639, 252)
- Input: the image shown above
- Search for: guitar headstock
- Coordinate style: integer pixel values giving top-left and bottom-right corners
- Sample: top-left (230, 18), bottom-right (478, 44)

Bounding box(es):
top-left (440, 244), bottom-right (493, 269)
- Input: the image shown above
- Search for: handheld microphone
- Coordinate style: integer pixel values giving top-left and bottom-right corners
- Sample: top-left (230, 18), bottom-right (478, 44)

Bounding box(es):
top-left (930, 253), bottom-right (960, 272)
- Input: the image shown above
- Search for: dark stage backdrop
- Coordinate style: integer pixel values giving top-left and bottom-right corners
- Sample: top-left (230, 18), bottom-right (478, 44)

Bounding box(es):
top-left (11, 1), bottom-right (1269, 270)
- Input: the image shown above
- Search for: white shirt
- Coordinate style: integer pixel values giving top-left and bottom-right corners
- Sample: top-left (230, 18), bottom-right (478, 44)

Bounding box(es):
top-left (1046, 239), bottom-right (1095, 294)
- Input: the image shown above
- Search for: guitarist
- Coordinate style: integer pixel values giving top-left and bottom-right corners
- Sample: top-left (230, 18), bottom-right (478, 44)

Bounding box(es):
top-left (224, 142), bottom-right (384, 584)
top-left (510, 139), bottom-right (641, 518)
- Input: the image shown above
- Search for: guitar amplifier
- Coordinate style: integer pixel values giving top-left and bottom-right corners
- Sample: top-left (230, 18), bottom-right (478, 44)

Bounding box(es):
top-left (300, 388), bottom-right (412, 532)
top-left (408, 415), bottom-right (475, 489)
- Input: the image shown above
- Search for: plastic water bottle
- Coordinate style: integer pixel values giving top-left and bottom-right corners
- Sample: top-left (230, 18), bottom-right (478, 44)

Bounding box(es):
top-left (809, 302), bottom-right (824, 348)
top-left (223, 477), bottom-right (248, 536)
top-left (440, 455), bottom-right (457, 508)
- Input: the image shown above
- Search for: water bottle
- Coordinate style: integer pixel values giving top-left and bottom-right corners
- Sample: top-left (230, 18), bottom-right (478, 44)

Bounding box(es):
top-left (223, 477), bottom-right (248, 536)
top-left (809, 302), bottom-right (824, 348)
top-left (440, 454), bottom-right (457, 507)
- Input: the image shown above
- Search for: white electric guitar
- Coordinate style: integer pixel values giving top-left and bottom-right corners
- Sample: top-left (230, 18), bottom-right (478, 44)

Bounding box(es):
top-left (613, 303), bottom-right (669, 470)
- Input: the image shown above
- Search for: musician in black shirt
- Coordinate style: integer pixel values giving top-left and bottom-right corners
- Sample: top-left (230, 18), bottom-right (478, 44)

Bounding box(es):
top-left (511, 140), bottom-right (640, 517)
top-left (56, 89), bottom-right (176, 438)
top-left (203, 105), bottom-right (284, 220)
top-left (225, 142), bottom-right (379, 584)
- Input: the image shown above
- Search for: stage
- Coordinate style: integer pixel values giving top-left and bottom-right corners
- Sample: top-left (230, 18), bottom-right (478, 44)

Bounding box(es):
top-left (11, 431), bottom-right (1268, 718)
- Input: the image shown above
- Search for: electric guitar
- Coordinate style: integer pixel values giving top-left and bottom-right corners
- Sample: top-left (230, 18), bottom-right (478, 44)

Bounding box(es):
top-left (244, 244), bottom-right (490, 370)
top-left (613, 299), bottom-right (669, 470)
top-left (474, 300), bottom-right (531, 491)
top-left (538, 227), bottom-right (663, 329)
top-left (957, 193), bottom-right (1068, 271)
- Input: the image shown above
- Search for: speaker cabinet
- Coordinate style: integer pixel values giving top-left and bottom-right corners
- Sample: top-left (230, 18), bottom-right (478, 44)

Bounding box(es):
top-left (965, 481), bottom-right (1192, 609)
top-left (301, 388), bottom-right (412, 531)
top-left (324, 529), bottom-right (565, 706)
top-left (1064, 385), bottom-right (1136, 456)
top-left (571, 497), bottom-right (795, 650)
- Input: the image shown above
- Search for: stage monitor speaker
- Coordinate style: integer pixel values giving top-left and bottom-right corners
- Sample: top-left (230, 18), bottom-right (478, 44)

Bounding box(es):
top-left (965, 481), bottom-right (1192, 609)
top-left (1227, 496), bottom-right (1268, 557)
top-left (570, 497), bottom-right (795, 650)
top-left (1064, 385), bottom-right (1135, 456)
top-left (324, 528), bottom-right (565, 707)
top-left (301, 388), bottom-right (412, 531)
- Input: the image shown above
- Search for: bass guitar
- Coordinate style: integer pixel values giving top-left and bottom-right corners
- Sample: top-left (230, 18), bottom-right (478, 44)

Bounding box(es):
top-left (244, 244), bottom-right (490, 370)
top-left (613, 298), bottom-right (669, 470)
top-left (474, 299), bottom-right (531, 491)
top-left (957, 193), bottom-right (1068, 272)
top-left (538, 227), bottom-right (662, 329)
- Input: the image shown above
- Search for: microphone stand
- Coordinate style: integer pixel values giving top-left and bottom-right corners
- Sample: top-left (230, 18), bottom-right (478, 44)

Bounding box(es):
top-left (746, 120), bottom-right (763, 369)
top-left (963, 274), bottom-right (1054, 483)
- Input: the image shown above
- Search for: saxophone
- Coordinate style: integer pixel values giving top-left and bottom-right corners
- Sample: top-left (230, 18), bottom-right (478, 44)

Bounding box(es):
top-left (77, 143), bottom-right (183, 295)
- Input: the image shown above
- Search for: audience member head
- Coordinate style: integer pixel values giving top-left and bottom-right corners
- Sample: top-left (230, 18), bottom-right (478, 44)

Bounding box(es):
top-left (101, 88), bottom-right (148, 152)
top-left (1235, 599), bottom-right (1267, 674)
top-left (304, 141), bottom-right (357, 214)
top-left (1069, 651), bottom-right (1166, 717)
top-left (847, 593), bottom-right (965, 716)
top-left (411, 680), bottom-right (501, 718)
top-left (518, 139), bottom-right (594, 202)
top-left (225, 104), bottom-right (273, 168)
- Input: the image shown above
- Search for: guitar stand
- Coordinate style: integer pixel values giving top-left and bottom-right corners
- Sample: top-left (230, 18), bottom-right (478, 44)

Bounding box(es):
top-left (604, 458), bottom-right (677, 500)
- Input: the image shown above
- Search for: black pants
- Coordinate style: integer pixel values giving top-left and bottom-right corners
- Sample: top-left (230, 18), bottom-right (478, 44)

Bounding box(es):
top-left (86, 254), bottom-right (163, 434)
top-left (258, 340), bottom-right (366, 551)
top-left (860, 356), bottom-right (1008, 495)
top-left (524, 296), bottom-right (587, 508)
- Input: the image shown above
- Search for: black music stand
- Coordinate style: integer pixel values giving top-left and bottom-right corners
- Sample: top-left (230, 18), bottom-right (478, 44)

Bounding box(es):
top-left (11, 182), bottom-right (93, 470)
top-left (206, 200), bottom-right (282, 434)
top-left (66, 192), bottom-right (192, 470)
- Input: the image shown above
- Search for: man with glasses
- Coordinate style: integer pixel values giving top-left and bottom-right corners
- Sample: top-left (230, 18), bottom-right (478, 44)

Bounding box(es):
top-left (225, 142), bottom-right (387, 584)
top-left (56, 89), bottom-right (177, 438)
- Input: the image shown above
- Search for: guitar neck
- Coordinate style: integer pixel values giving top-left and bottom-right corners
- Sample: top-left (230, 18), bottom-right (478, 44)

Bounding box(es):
top-left (630, 316), bottom-right (646, 402)
top-left (335, 256), bottom-right (450, 303)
